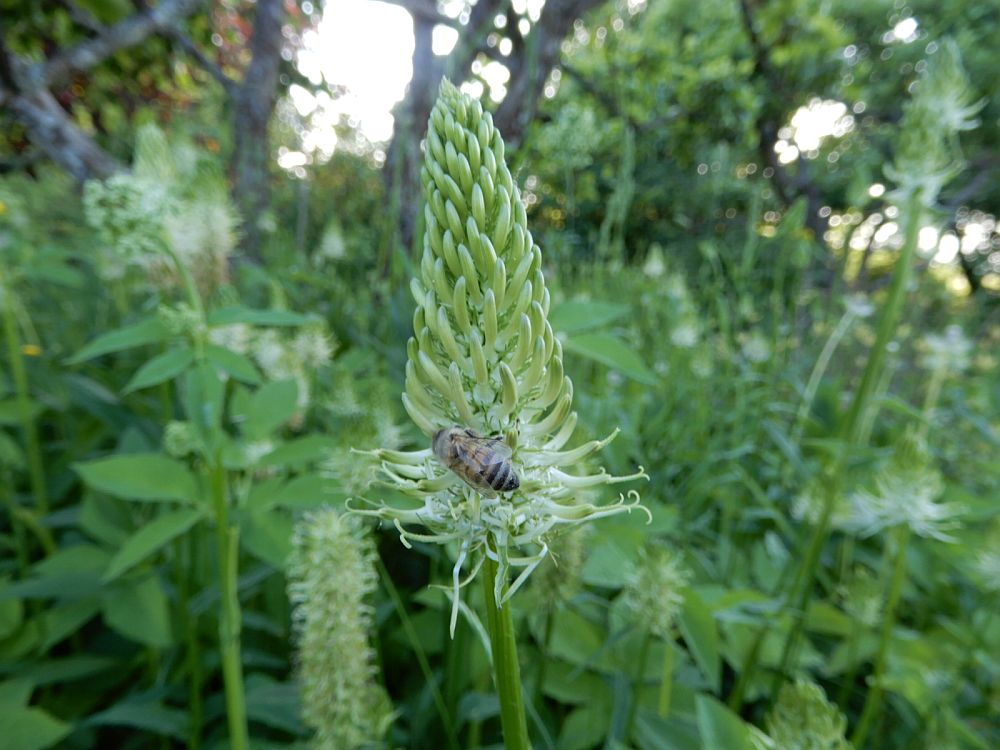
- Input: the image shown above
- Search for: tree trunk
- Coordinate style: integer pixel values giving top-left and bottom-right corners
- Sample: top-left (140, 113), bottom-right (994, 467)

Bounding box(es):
top-left (231, 0), bottom-right (286, 262)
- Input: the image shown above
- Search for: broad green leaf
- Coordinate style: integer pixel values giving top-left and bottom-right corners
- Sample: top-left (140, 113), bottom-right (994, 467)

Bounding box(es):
top-left (548, 608), bottom-right (604, 666)
top-left (103, 508), bottom-right (206, 582)
top-left (74, 453), bottom-right (199, 503)
top-left (0, 705), bottom-right (71, 750)
top-left (243, 379), bottom-right (298, 438)
top-left (559, 705), bottom-right (610, 750)
top-left (12, 656), bottom-right (119, 687)
top-left (101, 575), bottom-right (172, 648)
top-left (678, 591), bottom-right (721, 693)
top-left (123, 347), bottom-right (194, 393)
top-left (563, 333), bottom-right (660, 385)
top-left (550, 300), bottom-right (630, 333)
top-left (39, 599), bottom-right (101, 651)
top-left (68, 317), bottom-right (170, 364)
top-left (244, 674), bottom-right (306, 735)
top-left (0, 678), bottom-right (32, 707)
top-left (694, 695), bottom-right (756, 750)
top-left (26, 261), bottom-right (85, 288)
top-left (208, 307), bottom-right (310, 327)
top-left (86, 699), bottom-right (186, 739)
top-left (258, 436), bottom-right (338, 468)
top-left (182, 362), bottom-right (226, 448)
top-left (0, 399), bottom-right (43, 425)
top-left (241, 510), bottom-right (294, 569)
top-left (633, 710), bottom-right (702, 750)
top-left (204, 344), bottom-right (261, 385)
top-left (0, 580), bottom-right (23, 638)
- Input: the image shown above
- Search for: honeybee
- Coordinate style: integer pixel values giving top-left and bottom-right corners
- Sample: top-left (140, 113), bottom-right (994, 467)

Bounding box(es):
top-left (432, 426), bottom-right (520, 497)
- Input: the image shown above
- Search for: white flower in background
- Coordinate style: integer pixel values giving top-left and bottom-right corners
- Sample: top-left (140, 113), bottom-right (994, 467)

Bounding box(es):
top-left (846, 436), bottom-right (964, 542)
top-left (741, 331), bottom-right (772, 364)
top-left (791, 483), bottom-right (854, 531)
top-left (350, 81), bottom-right (648, 632)
top-left (643, 243), bottom-right (667, 277)
top-left (622, 547), bottom-right (691, 638)
top-left (292, 326), bottom-right (335, 370)
top-left (316, 218), bottom-right (348, 263)
top-left (671, 321), bottom-right (700, 348)
top-left (843, 293), bottom-right (875, 319)
top-left (920, 324), bottom-right (972, 373)
top-left (208, 323), bottom-right (254, 355)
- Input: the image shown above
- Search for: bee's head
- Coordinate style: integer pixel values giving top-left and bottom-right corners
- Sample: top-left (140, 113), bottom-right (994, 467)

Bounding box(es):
top-left (431, 427), bottom-right (450, 456)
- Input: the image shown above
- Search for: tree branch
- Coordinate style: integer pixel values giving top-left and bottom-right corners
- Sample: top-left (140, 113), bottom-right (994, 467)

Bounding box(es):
top-left (37, 0), bottom-right (206, 88)
top-left (168, 28), bottom-right (238, 96)
top-left (381, 0), bottom-right (462, 28)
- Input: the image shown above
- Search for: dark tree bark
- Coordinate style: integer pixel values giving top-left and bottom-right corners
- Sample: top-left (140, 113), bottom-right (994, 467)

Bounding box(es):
top-left (231, 0), bottom-right (287, 261)
top-left (383, 0), bottom-right (603, 254)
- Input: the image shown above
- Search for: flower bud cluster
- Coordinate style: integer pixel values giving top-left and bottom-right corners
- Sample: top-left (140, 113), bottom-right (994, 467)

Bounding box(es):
top-left (622, 547), bottom-right (690, 638)
top-left (764, 679), bottom-right (850, 750)
top-left (83, 124), bottom-right (238, 292)
top-left (351, 81), bottom-right (647, 628)
top-left (885, 39), bottom-right (983, 206)
top-left (288, 509), bottom-right (393, 748)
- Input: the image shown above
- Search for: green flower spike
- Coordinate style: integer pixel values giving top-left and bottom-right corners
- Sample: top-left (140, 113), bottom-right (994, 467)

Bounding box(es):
top-left (350, 80), bottom-right (649, 633)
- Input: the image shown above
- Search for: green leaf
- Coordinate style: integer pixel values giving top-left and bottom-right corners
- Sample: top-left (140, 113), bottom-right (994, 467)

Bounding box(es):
top-left (244, 674), bottom-right (306, 735)
top-left (241, 510), bottom-right (294, 569)
top-left (123, 347), bottom-right (194, 393)
top-left (258, 436), bottom-right (337, 468)
top-left (0, 678), bottom-right (33, 707)
top-left (0, 399), bottom-right (44, 425)
top-left (694, 695), bottom-right (756, 750)
top-left (74, 453), bottom-right (199, 504)
top-left (678, 591), bottom-right (721, 693)
top-left (103, 508), bottom-right (206, 582)
top-left (68, 317), bottom-right (170, 364)
top-left (182, 362), bottom-right (226, 449)
top-left (11, 656), bottom-right (119, 687)
top-left (204, 344), bottom-right (261, 385)
top-left (563, 333), bottom-right (660, 385)
top-left (242, 379), bottom-right (299, 438)
top-left (39, 599), bottom-right (101, 651)
top-left (101, 575), bottom-right (172, 648)
top-left (558, 705), bottom-right (611, 750)
top-left (550, 300), bottom-right (630, 333)
top-left (208, 307), bottom-right (310, 327)
top-left (86, 699), bottom-right (187, 739)
top-left (0, 578), bottom-right (23, 639)
top-left (0, 705), bottom-right (71, 750)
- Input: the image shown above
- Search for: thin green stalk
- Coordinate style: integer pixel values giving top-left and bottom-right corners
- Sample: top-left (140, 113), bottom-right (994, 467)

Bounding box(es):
top-left (533, 607), bottom-right (556, 708)
top-left (376, 558), bottom-right (459, 750)
top-left (210, 459), bottom-right (249, 750)
top-left (176, 534), bottom-right (203, 749)
top-left (793, 309), bottom-right (856, 442)
top-left (482, 551), bottom-right (530, 750)
top-left (851, 526), bottom-right (910, 747)
top-left (624, 632), bottom-right (652, 740)
top-left (1, 288), bottom-right (48, 518)
top-left (658, 639), bottom-right (675, 717)
top-left (767, 192), bottom-right (924, 699)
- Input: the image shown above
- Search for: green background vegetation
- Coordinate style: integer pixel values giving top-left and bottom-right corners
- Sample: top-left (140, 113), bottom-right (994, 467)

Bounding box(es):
top-left (1, 0), bottom-right (998, 748)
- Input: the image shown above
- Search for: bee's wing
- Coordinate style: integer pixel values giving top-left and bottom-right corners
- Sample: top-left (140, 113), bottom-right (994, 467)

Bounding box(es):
top-left (483, 437), bottom-right (513, 459)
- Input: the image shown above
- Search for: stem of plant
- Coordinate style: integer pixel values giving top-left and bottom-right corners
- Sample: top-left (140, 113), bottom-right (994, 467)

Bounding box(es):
top-left (482, 549), bottom-right (530, 750)
top-left (658, 639), bottom-right (675, 717)
top-left (851, 525), bottom-right (910, 747)
top-left (1, 286), bottom-right (48, 519)
top-left (765, 191), bottom-right (924, 700)
top-left (211, 459), bottom-right (250, 750)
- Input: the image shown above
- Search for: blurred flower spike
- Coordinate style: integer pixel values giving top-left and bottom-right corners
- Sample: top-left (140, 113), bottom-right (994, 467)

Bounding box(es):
top-left (350, 80), bottom-right (649, 633)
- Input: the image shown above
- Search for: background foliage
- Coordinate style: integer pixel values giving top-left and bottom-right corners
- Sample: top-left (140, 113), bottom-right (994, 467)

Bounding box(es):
top-left (1, 0), bottom-right (998, 748)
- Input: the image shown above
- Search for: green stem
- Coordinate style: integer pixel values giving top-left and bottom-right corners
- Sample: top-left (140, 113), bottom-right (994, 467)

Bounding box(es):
top-left (1, 288), bottom-right (48, 518)
top-left (765, 192), bottom-right (924, 700)
top-left (210, 459), bottom-right (249, 750)
top-left (851, 526), bottom-right (910, 747)
top-left (177, 534), bottom-right (203, 749)
top-left (658, 639), bottom-right (675, 718)
top-left (842, 193), bottom-right (922, 445)
top-left (533, 607), bottom-right (556, 708)
top-left (482, 551), bottom-right (530, 750)
top-left (793, 309), bottom-right (856, 442)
